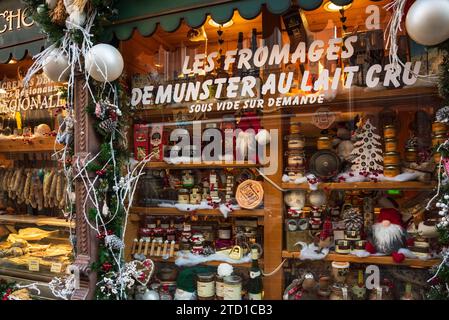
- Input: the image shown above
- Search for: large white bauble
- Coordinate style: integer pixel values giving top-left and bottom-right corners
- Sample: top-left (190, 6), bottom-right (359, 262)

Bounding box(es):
top-left (85, 44), bottom-right (124, 82)
top-left (66, 10), bottom-right (87, 28)
top-left (284, 191), bottom-right (306, 209)
top-left (405, 0), bottom-right (449, 46)
top-left (46, 0), bottom-right (58, 9)
top-left (43, 49), bottom-right (70, 82)
top-left (308, 190), bottom-right (327, 207)
top-left (142, 289), bottom-right (160, 300)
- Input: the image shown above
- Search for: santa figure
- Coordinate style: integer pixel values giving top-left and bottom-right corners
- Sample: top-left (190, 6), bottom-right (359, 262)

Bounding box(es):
top-left (366, 208), bottom-right (407, 262)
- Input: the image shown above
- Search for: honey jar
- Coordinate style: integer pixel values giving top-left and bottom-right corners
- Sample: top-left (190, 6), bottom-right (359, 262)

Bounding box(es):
top-left (178, 188), bottom-right (190, 204)
top-left (404, 147), bottom-right (418, 163)
top-left (384, 139), bottom-right (397, 152)
top-left (383, 151), bottom-right (400, 165)
top-left (290, 122), bottom-right (301, 134)
top-left (317, 136), bottom-right (331, 150)
top-left (384, 125), bottom-right (396, 139)
top-left (432, 121), bottom-right (447, 135)
top-left (286, 150), bottom-right (306, 167)
top-left (197, 273), bottom-right (215, 300)
top-left (286, 134), bottom-right (305, 149)
top-left (223, 275), bottom-right (242, 300)
top-left (432, 134), bottom-right (446, 147)
top-left (383, 165), bottom-right (400, 177)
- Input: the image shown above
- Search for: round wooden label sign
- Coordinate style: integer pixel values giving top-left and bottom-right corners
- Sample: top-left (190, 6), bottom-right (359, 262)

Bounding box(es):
top-left (236, 179), bottom-right (264, 209)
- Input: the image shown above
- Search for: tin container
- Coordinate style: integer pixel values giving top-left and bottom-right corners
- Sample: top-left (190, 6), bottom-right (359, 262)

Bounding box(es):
top-left (384, 138), bottom-right (397, 152)
top-left (317, 136), bottom-right (331, 150)
top-left (384, 125), bottom-right (396, 139)
top-left (383, 151), bottom-right (400, 165)
top-left (383, 165), bottom-right (400, 177)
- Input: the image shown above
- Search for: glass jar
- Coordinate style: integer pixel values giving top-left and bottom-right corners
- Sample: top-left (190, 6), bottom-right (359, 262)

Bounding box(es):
top-left (432, 134), bottom-right (446, 147)
top-left (335, 239), bottom-right (351, 254)
top-left (383, 151), bottom-right (400, 165)
top-left (223, 275), bottom-right (242, 300)
top-left (290, 122), bottom-right (301, 134)
top-left (384, 125), bottom-right (396, 139)
top-left (182, 170), bottom-right (194, 188)
top-left (329, 285), bottom-right (350, 300)
top-left (384, 138), bottom-right (397, 152)
top-left (331, 261), bottom-right (350, 284)
top-left (286, 150), bottom-right (305, 167)
top-left (383, 165), bottom-right (400, 177)
top-left (215, 275), bottom-right (224, 300)
top-left (286, 134), bottom-right (305, 149)
top-left (432, 121), bottom-right (447, 135)
top-left (166, 227), bottom-right (176, 242)
top-left (344, 230), bottom-right (360, 241)
top-left (190, 187), bottom-right (201, 204)
top-left (197, 273), bottom-right (215, 300)
top-left (178, 188), bottom-right (190, 204)
top-left (317, 136), bottom-right (331, 150)
top-left (218, 223), bottom-right (232, 240)
top-left (285, 167), bottom-right (304, 180)
top-left (404, 147), bottom-right (418, 162)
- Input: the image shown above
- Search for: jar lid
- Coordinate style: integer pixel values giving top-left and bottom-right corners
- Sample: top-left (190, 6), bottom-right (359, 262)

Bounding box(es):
top-left (318, 136), bottom-right (330, 141)
top-left (384, 138), bottom-right (397, 142)
top-left (223, 275), bottom-right (242, 284)
top-left (332, 261), bottom-right (350, 268)
top-left (384, 151), bottom-right (400, 156)
top-left (384, 124), bottom-right (395, 129)
top-left (197, 272), bottom-right (214, 280)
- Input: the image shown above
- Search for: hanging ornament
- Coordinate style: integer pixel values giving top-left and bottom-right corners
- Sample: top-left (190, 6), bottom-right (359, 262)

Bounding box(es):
top-left (98, 118), bottom-right (117, 134)
top-left (43, 49), bottom-right (70, 82)
top-left (405, 0), bottom-right (449, 46)
top-left (85, 44), bottom-right (124, 82)
top-left (102, 201), bottom-right (110, 217)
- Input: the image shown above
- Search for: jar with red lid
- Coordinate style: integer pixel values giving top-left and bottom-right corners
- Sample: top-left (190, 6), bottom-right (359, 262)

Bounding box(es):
top-left (153, 227), bottom-right (165, 242)
top-left (166, 227), bottom-right (177, 242)
top-left (139, 227), bottom-right (154, 239)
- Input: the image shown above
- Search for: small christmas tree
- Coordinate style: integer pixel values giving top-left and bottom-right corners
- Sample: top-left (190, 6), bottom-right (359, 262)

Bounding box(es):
top-left (350, 119), bottom-right (383, 174)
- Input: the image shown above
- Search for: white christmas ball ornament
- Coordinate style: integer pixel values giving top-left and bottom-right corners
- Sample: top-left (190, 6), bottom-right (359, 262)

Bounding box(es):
top-left (46, 0), bottom-right (58, 9)
top-left (405, 0), bottom-right (449, 46)
top-left (284, 191), bottom-right (306, 209)
top-left (85, 44), bottom-right (124, 82)
top-left (308, 190), bottom-right (327, 207)
top-left (43, 49), bottom-right (70, 82)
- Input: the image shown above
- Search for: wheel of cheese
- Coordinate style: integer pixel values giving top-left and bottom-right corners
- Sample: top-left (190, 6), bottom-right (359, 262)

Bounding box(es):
top-left (235, 179), bottom-right (264, 209)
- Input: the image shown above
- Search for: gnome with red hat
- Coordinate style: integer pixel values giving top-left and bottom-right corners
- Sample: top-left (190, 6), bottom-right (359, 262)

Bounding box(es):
top-left (365, 208), bottom-right (407, 262)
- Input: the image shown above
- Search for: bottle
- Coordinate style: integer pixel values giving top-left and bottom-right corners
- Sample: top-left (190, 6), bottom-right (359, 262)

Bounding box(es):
top-left (351, 269), bottom-right (366, 300)
top-left (247, 246), bottom-right (263, 300)
top-left (159, 284), bottom-right (172, 300)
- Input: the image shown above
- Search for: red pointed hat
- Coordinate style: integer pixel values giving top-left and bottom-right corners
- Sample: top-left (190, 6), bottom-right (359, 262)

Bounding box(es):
top-left (377, 208), bottom-right (402, 226)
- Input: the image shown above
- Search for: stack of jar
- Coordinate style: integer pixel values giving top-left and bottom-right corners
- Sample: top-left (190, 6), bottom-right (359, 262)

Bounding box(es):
top-left (196, 272), bottom-right (243, 300)
top-left (285, 120), bottom-right (306, 180)
top-left (383, 125), bottom-right (401, 177)
top-left (432, 121), bottom-right (448, 163)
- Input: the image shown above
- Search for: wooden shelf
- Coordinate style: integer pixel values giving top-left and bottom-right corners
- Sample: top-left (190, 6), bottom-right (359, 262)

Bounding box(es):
top-left (130, 206), bottom-right (265, 217)
top-left (282, 251), bottom-right (440, 268)
top-left (145, 161), bottom-right (262, 170)
top-left (0, 136), bottom-right (63, 153)
top-left (0, 214), bottom-right (74, 228)
top-left (281, 181), bottom-right (436, 191)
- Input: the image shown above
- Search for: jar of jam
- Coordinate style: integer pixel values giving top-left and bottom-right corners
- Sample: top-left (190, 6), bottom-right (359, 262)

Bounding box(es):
top-left (384, 125), bottom-right (396, 139)
top-left (218, 224), bottom-right (232, 240)
top-left (215, 275), bottom-right (224, 300)
top-left (166, 227), bottom-right (176, 242)
top-left (317, 136), bottom-right (331, 150)
top-left (153, 227), bottom-right (165, 242)
top-left (383, 151), bottom-right (400, 165)
top-left (139, 227), bottom-right (154, 239)
top-left (286, 149), bottom-right (305, 167)
top-left (432, 134), bottom-right (446, 147)
top-left (286, 134), bottom-right (305, 149)
top-left (197, 273), bottom-right (215, 300)
top-left (383, 165), bottom-right (400, 177)
top-left (223, 275), bottom-right (242, 300)
top-left (432, 121), bottom-right (447, 135)
top-left (404, 147), bottom-right (418, 162)
top-left (285, 167), bottom-right (304, 180)
top-left (335, 239), bottom-right (351, 254)
top-left (344, 230), bottom-right (360, 241)
top-left (384, 138), bottom-right (397, 152)
top-left (178, 188), bottom-right (190, 204)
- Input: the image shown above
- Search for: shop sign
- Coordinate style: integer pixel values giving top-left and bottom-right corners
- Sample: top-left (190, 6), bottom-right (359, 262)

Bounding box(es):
top-left (130, 34), bottom-right (422, 113)
top-left (0, 74), bottom-right (65, 114)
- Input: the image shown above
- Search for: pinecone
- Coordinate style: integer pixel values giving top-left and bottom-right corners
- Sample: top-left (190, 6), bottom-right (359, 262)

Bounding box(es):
top-left (98, 118), bottom-right (117, 134)
top-left (343, 208), bottom-right (363, 231)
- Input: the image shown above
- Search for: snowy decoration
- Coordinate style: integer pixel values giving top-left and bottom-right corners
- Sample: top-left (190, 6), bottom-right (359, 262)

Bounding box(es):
top-left (294, 242), bottom-right (329, 260)
top-left (48, 275), bottom-right (76, 300)
top-left (105, 234), bottom-right (125, 250)
top-left (174, 252), bottom-right (251, 267)
top-left (349, 250), bottom-right (371, 258)
top-left (350, 119), bottom-right (383, 174)
top-left (436, 106), bottom-right (449, 123)
top-left (217, 263), bottom-right (234, 277)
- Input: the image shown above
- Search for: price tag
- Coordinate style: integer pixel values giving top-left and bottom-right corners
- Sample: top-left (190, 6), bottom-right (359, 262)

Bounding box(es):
top-left (50, 262), bottom-right (63, 273)
top-left (28, 259), bottom-right (40, 272)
